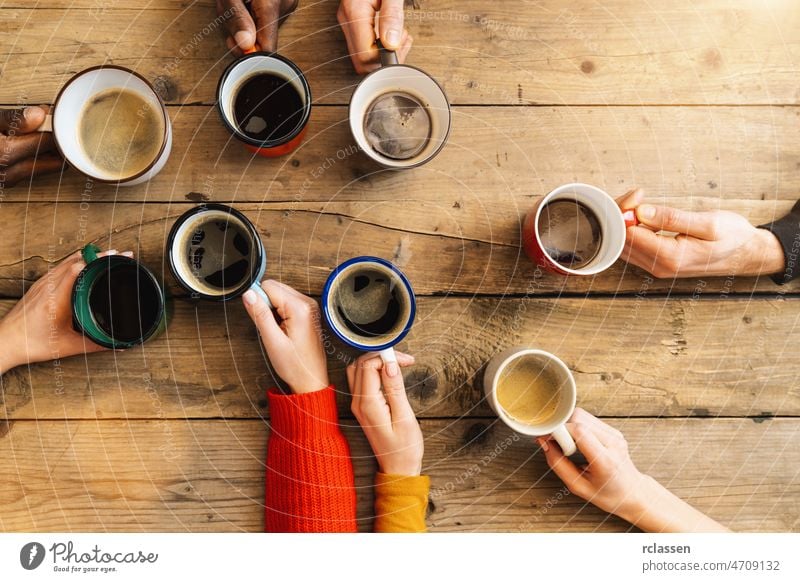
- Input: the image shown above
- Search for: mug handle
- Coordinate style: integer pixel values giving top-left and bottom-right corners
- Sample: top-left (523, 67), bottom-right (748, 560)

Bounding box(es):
top-left (621, 209), bottom-right (639, 228)
top-left (551, 424), bottom-right (577, 456)
top-left (82, 243), bottom-right (101, 264)
top-left (376, 39), bottom-right (399, 67)
top-left (249, 281), bottom-right (274, 309)
top-left (35, 114), bottom-right (53, 133)
top-left (378, 346), bottom-right (397, 365)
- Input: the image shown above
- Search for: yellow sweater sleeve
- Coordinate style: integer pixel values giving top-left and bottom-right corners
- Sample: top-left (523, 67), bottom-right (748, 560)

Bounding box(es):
top-left (373, 473), bottom-right (430, 533)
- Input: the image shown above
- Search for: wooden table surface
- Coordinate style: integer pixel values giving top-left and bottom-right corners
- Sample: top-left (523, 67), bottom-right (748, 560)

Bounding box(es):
top-left (1, 0), bottom-right (799, 532)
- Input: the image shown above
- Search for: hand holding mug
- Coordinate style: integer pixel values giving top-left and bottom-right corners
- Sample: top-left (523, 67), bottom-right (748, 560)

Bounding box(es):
top-left (218, 0), bottom-right (299, 54)
top-left (346, 350), bottom-right (423, 476)
top-left (0, 106), bottom-right (62, 188)
top-left (539, 408), bottom-right (729, 533)
top-left (617, 188), bottom-right (785, 278)
top-left (338, 0), bottom-right (412, 74)
top-left (242, 280), bottom-right (329, 394)
top-left (0, 249), bottom-right (132, 374)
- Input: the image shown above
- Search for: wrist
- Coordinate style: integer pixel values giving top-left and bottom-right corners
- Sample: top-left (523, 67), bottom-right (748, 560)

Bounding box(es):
top-left (287, 373), bottom-right (330, 394)
top-left (613, 473), bottom-right (660, 526)
top-left (0, 324), bottom-right (23, 374)
top-left (379, 456), bottom-right (422, 477)
top-left (752, 228), bottom-right (786, 275)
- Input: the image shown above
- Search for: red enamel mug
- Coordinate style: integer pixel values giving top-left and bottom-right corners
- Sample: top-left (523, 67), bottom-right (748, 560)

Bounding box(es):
top-left (216, 47), bottom-right (311, 158)
top-left (522, 183), bottom-right (638, 275)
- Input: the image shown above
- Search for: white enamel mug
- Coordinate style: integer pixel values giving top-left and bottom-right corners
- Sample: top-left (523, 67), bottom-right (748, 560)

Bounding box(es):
top-left (483, 347), bottom-right (577, 455)
top-left (47, 65), bottom-right (172, 186)
top-left (349, 43), bottom-right (450, 169)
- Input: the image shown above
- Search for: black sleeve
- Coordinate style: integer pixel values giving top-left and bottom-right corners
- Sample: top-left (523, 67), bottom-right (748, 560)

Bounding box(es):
top-left (758, 200), bottom-right (800, 284)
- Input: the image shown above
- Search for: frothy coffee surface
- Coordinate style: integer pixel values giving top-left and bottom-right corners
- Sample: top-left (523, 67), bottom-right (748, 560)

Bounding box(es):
top-left (78, 88), bottom-right (165, 180)
top-left (496, 357), bottom-right (561, 425)
top-left (364, 92), bottom-right (431, 160)
top-left (179, 216), bottom-right (253, 296)
top-left (333, 268), bottom-right (405, 340)
top-left (538, 198), bottom-right (603, 269)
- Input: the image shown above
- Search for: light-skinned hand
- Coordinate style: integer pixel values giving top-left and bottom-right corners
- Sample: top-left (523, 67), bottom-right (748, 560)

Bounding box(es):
top-left (346, 351), bottom-right (423, 475)
top-left (242, 279), bottom-right (329, 394)
top-left (617, 188), bottom-right (784, 278)
top-left (0, 250), bottom-right (131, 375)
top-left (217, 0), bottom-right (298, 55)
top-left (0, 106), bottom-right (62, 188)
top-left (337, 0), bottom-right (412, 74)
top-left (539, 408), bottom-right (728, 532)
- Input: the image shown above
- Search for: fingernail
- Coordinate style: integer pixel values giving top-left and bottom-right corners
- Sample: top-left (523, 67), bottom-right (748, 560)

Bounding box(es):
top-left (385, 29), bottom-right (401, 48)
top-left (22, 106), bottom-right (35, 120)
top-left (638, 205), bottom-right (656, 220)
top-left (121, 251), bottom-right (134, 257)
top-left (538, 438), bottom-right (550, 452)
top-left (386, 361), bottom-right (399, 377)
top-left (243, 289), bottom-right (257, 306)
top-left (234, 30), bottom-right (254, 50)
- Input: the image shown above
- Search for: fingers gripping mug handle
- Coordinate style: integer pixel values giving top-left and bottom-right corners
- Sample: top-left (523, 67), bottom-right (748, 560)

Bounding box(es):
top-left (379, 346), bottom-right (397, 365)
top-left (82, 243), bottom-right (101, 264)
top-left (242, 0), bottom-right (261, 53)
top-left (36, 114), bottom-right (53, 133)
top-left (552, 424), bottom-right (577, 456)
top-left (250, 282), bottom-right (274, 309)
top-left (376, 39), bottom-right (399, 67)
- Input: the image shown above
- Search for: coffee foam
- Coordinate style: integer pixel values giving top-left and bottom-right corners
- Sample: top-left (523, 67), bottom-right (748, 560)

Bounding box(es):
top-left (77, 87), bottom-right (165, 181)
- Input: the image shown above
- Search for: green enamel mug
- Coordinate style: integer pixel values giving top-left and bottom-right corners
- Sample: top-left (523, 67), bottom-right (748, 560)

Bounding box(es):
top-left (71, 244), bottom-right (168, 349)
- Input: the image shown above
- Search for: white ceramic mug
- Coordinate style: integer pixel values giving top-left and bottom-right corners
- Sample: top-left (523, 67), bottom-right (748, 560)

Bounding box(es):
top-left (349, 43), bottom-right (450, 169)
top-left (46, 65), bottom-right (172, 186)
top-left (483, 347), bottom-right (577, 455)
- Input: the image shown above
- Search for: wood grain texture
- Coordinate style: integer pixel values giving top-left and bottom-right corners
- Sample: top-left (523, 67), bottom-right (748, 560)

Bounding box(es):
top-left (3, 297), bottom-right (799, 420)
top-left (2, 106), bottom-right (799, 204)
top-left (0, 199), bottom-right (797, 298)
top-left (1, 1), bottom-right (799, 105)
top-left (0, 418), bottom-right (796, 532)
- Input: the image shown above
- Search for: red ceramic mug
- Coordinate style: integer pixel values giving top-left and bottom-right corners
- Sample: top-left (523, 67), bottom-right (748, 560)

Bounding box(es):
top-left (522, 183), bottom-right (638, 275)
top-left (216, 47), bottom-right (311, 158)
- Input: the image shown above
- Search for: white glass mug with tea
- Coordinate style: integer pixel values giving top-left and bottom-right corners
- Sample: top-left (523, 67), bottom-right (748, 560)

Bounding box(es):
top-left (484, 347), bottom-right (577, 455)
top-left (349, 42), bottom-right (451, 169)
top-left (41, 65), bottom-right (172, 186)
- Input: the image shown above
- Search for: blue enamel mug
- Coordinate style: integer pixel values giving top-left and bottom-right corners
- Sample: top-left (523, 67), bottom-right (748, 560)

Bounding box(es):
top-left (322, 256), bottom-right (416, 364)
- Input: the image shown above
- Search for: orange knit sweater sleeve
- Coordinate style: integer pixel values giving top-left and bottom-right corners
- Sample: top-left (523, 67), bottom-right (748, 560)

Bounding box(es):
top-left (265, 386), bottom-right (357, 532)
top-left (374, 473), bottom-right (431, 532)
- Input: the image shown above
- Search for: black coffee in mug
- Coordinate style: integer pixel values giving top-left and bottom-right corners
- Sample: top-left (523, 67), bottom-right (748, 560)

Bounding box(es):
top-left (167, 204), bottom-right (268, 302)
top-left (88, 262), bottom-right (162, 343)
top-left (233, 73), bottom-right (305, 142)
top-left (537, 198), bottom-right (603, 269)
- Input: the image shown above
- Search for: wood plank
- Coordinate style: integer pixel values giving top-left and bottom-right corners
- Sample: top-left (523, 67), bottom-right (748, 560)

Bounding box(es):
top-left (1, 1), bottom-right (799, 105)
top-left (0, 199), bottom-right (798, 298)
top-left (0, 418), bottom-right (796, 532)
top-left (3, 297), bottom-right (799, 420)
top-left (2, 106), bottom-right (800, 204)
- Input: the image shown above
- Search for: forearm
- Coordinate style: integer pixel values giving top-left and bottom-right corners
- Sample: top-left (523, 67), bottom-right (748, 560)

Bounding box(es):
top-left (264, 386), bottom-right (357, 532)
top-left (617, 475), bottom-right (729, 533)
